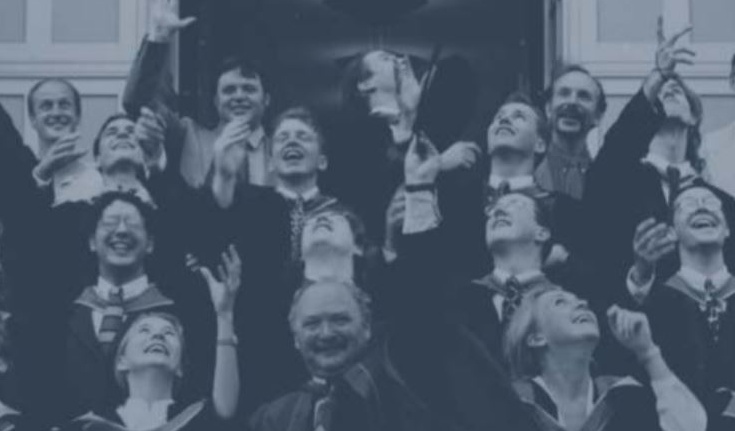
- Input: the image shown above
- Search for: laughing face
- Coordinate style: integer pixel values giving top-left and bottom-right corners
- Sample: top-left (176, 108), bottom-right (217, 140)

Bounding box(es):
top-left (487, 102), bottom-right (546, 156)
top-left (215, 68), bottom-right (269, 126)
top-left (271, 118), bottom-right (327, 179)
top-left (30, 80), bottom-right (80, 144)
top-left (97, 117), bottom-right (144, 171)
top-left (292, 282), bottom-right (370, 378)
top-left (90, 200), bottom-right (153, 273)
top-left (116, 315), bottom-right (183, 377)
top-left (530, 290), bottom-right (600, 349)
top-left (301, 211), bottom-right (357, 258)
top-left (486, 193), bottom-right (550, 251)
top-left (674, 187), bottom-right (729, 249)
top-left (547, 71), bottom-right (601, 139)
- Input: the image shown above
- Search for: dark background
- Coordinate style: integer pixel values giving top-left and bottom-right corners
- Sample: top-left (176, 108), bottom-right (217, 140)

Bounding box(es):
top-left (178, 0), bottom-right (545, 140)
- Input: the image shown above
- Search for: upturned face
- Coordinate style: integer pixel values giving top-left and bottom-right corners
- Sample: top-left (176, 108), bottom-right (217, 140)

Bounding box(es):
top-left (301, 211), bottom-right (358, 258)
top-left (292, 283), bottom-right (370, 378)
top-left (271, 118), bottom-right (327, 179)
top-left (674, 187), bottom-right (729, 249)
top-left (487, 102), bottom-right (546, 156)
top-left (215, 68), bottom-right (269, 125)
top-left (547, 71), bottom-right (601, 138)
top-left (30, 80), bottom-right (80, 143)
top-left (117, 315), bottom-right (183, 376)
top-left (529, 290), bottom-right (600, 350)
top-left (658, 79), bottom-right (695, 126)
top-left (90, 200), bottom-right (153, 272)
top-left (97, 117), bottom-right (144, 171)
top-left (486, 193), bottom-right (549, 251)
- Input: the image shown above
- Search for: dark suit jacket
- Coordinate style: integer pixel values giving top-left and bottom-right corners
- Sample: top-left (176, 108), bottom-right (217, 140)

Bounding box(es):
top-left (584, 90), bottom-right (735, 307)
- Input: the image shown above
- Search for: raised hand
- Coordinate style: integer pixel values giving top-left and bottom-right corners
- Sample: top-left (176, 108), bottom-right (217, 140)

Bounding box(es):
top-left (33, 133), bottom-right (85, 183)
top-left (631, 218), bottom-right (677, 285)
top-left (440, 141), bottom-right (481, 172)
top-left (148, 0), bottom-right (197, 43)
top-left (404, 134), bottom-right (441, 185)
top-left (213, 119), bottom-right (250, 178)
top-left (655, 16), bottom-right (695, 76)
top-left (135, 107), bottom-right (166, 170)
top-left (607, 305), bottom-right (658, 361)
top-left (188, 245), bottom-right (242, 318)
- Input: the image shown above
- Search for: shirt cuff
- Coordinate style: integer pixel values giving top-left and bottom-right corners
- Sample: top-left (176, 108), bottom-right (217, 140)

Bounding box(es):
top-left (402, 189), bottom-right (441, 235)
top-left (626, 265), bottom-right (654, 305)
top-left (651, 375), bottom-right (708, 431)
top-left (32, 166), bottom-right (51, 189)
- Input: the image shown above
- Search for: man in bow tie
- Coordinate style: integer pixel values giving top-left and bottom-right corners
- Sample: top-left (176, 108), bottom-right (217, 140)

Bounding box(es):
top-left (584, 19), bottom-right (735, 308)
top-left (627, 186), bottom-right (735, 429)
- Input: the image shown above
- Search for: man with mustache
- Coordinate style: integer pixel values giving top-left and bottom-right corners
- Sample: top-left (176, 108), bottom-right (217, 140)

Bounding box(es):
top-left (535, 64), bottom-right (607, 200)
top-left (627, 186), bottom-right (735, 430)
top-left (124, 0), bottom-right (274, 188)
top-left (584, 20), bottom-right (735, 308)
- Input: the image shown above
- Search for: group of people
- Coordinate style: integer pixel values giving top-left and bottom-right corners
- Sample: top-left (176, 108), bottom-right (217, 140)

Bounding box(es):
top-left (0, 1), bottom-right (734, 430)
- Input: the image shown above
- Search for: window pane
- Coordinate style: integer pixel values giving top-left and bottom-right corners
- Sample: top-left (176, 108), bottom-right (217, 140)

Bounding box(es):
top-left (691, 0), bottom-right (735, 42)
top-left (52, 0), bottom-right (120, 43)
top-left (598, 0), bottom-right (661, 42)
top-left (0, 0), bottom-right (26, 43)
top-left (0, 96), bottom-right (25, 135)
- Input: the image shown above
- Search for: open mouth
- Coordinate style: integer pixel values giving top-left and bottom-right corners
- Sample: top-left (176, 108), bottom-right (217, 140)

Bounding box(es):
top-left (144, 342), bottom-right (170, 356)
top-left (112, 140), bottom-right (136, 151)
top-left (572, 311), bottom-right (596, 324)
top-left (282, 146), bottom-right (305, 161)
top-left (313, 220), bottom-right (334, 232)
top-left (495, 126), bottom-right (515, 136)
top-left (108, 238), bottom-right (136, 254)
top-left (229, 104), bottom-right (252, 116)
top-left (690, 215), bottom-right (718, 229)
top-left (491, 218), bottom-right (512, 229)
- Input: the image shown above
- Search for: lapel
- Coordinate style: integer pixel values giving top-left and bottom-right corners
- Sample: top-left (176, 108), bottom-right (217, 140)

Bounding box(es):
top-left (72, 400), bottom-right (205, 431)
top-left (74, 284), bottom-right (174, 314)
top-left (472, 272), bottom-right (550, 299)
top-left (665, 274), bottom-right (735, 308)
top-left (68, 305), bottom-right (104, 361)
top-left (286, 390), bottom-right (314, 431)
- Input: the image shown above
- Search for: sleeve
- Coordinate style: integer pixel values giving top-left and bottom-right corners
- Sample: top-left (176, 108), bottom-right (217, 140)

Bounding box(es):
top-left (626, 266), bottom-right (655, 305)
top-left (402, 190), bottom-right (441, 235)
top-left (650, 375), bottom-right (708, 431)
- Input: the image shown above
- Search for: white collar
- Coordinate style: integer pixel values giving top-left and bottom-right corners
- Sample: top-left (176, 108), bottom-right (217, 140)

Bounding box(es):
top-left (493, 268), bottom-right (544, 284)
top-left (532, 376), bottom-right (594, 426)
top-left (641, 153), bottom-right (696, 179)
top-left (488, 174), bottom-right (535, 190)
top-left (95, 275), bottom-right (150, 302)
top-left (117, 398), bottom-right (174, 431)
top-left (246, 126), bottom-right (266, 150)
top-left (277, 185), bottom-right (320, 202)
top-left (678, 266), bottom-right (732, 293)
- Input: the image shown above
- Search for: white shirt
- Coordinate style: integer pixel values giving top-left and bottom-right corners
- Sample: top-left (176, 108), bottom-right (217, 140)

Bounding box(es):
top-left (641, 153), bottom-right (697, 202)
top-left (490, 268), bottom-right (544, 318)
top-left (276, 185), bottom-right (320, 202)
top-left (91, 275), bottom-right (150, 334)
top-left (117, 398), bottom-right (173, 431)
top-left (627, 265), bottom-right (731, 304)
top-left (701, 121), bottom-right (735, 198)
top-left (488, 174), bottom-right (535, 191)
top-left (245, 127), bottom-right (269, 186)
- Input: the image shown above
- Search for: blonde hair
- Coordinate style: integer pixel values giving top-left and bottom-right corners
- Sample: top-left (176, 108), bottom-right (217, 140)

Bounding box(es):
top-left (502, 285), bottom-right (558, 380)
top-left (113, 312), bottom-right (185, 392)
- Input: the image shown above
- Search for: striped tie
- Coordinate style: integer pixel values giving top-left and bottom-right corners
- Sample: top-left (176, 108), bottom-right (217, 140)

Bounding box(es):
top-left (98, 286), bottom-right (125, 353)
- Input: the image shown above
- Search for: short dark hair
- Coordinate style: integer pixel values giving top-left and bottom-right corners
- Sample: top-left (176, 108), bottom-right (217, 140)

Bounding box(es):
top-left (270, 106), bottom-right (326, 152)
top-left (486, 191), bottom-right (554, 261)
top-left (500, 92), bottom-right (551, 144)
top-left (93, 112), bottom-right (136, 157)
top-left (214, 56), bottom-right (269, 95)
top-left (27, 78), bottom-right (82, 118)
top-left (87, 191), bottom-right (157, 239)
top-left (545, 64), bottom-right (608, 116)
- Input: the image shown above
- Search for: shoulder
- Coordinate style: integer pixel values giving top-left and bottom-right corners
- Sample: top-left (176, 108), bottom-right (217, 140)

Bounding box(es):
top-left (249, 391), bottom-right (308, 431)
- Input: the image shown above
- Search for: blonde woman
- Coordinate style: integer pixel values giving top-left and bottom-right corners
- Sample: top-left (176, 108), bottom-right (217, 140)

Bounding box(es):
top-left (504, 286), bottom-right (706, 431)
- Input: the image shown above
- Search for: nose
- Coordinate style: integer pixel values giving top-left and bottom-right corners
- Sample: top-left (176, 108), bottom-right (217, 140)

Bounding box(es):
top-left (575, 298), bottom-right (590, 310)
top-left (151, 331), bottom-right (165, 341)
top-left (112, 219), bottom-right (130, 233)
top-left (316, 321), bottom-right (337, 339)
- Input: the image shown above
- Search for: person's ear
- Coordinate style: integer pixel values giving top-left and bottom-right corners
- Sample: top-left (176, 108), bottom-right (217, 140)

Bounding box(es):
top-left (318, 155), bottom-right (328, 172)
top-left (263, 93), bottom-right (271, 111)
top-left (116, 356), bottom-right (130, 373)
top-left (533, 137), bottom-right (547, 155)
top-left (536, 226), bottom-right (551, 244)
top-left (146, 237), bottom-right (155, 255)
top-left (89, 236), bottom-right (97, 254)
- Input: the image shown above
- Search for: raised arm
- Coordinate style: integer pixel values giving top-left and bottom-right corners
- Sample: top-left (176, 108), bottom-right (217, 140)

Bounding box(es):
top-left (608, 306), bottom-right (707, 431)
top-left (191, 245), bottom-right (242, 420)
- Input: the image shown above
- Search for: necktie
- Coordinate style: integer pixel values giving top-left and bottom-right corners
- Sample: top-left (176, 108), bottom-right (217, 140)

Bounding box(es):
top-left (98, 286), bottom-right (125, 353)
top-left (501, 277), bottom-right (524, 326)
top-left (703, 279), bottom-right (724, 341)
top-left (290, 196), bottom-right (306, 262)
top-left (307, 379), bottom-right (334, 431)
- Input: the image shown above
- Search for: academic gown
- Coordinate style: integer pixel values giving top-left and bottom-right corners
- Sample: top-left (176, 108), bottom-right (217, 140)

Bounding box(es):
top-left (584, 90), bottom-right (735, 308)
top-left (645, 274), bottom-right (735, 425)
top-left (513, 376), bottom-right (662, 431)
